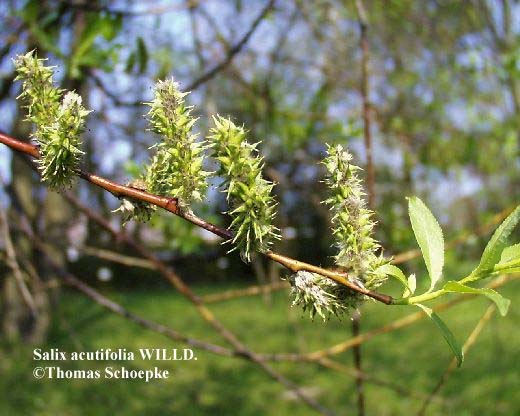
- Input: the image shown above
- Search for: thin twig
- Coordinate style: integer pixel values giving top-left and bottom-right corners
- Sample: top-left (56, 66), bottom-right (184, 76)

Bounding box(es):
top-left (185, 0), bottom-right (276, 91)
top-left (81, 245), bottom-right (155, 270)
top-left (0, 131), bottom-right (393, 303)
top-left (353, 1), bottom-right (373, 412)
top-left (258, 274), bottom-right (517, 362)
top-left (202, 281), bottom-right (289, 303)
top-left (203, 206), bottom-right (514, 303)
top-left (0, 207), bottom-right (38, 316)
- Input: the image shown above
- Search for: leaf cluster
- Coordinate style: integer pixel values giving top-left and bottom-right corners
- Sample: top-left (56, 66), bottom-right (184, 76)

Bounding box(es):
top-left (388, 198), bottom-right (520, 366)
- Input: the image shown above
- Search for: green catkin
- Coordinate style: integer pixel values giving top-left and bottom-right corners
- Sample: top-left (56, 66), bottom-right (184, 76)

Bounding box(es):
top-left (209, 116), bottom-right (280, 262)
top-left (322, 144), bottom-right (387, 289)
top-left (145, 79), bottom-right (211, 208)
top-left (115, 79), bottom-right (211, 222)
top-left (289, 145), bottom-right (388, 320)
top-left (14, 51), bottom-right (88, 189)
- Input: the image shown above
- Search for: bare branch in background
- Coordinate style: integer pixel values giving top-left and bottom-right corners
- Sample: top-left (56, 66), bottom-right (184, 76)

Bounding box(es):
top-left (186, 0), bottom-right (276, 91)
top-left (0, 207), bottom-right (38, 317)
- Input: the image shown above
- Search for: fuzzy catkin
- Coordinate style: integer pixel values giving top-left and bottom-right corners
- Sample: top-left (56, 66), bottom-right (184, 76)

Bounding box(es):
top-left (14, 51), bottom-right (88, 189)
top-left (209, 116), bottom-right (280, 262)
top-left (323, 144), bottom-right (387, 289)
top-left (288, 145), bottom-right (388, 320)
top-left (145, 79), bottom-right (211, 209)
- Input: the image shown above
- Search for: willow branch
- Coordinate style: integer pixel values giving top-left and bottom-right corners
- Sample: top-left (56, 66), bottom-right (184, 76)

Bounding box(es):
top-left (0, 207), bottom-right (38, 316)
top-left (15, 217), bottom-right (235, 357)
top-left (202, 281), bottom-right (289, 303)
top-left (0, 131), bottom-right (393, 304)
top-left (258, 274), bottom-right (517, 362)
top-left (58, 182), bottom-right (335, 416)
top-left (204, 206), bottom-right (515, 303)
top-left (353, 1), bottom-right (372, 413)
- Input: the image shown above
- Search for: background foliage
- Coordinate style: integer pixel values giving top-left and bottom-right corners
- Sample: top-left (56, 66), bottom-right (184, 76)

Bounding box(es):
top-left (0, 0), bottom-right (519, 415)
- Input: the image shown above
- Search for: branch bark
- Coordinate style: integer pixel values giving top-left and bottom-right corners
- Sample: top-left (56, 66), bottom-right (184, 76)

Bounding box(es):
top-left (0, 131), bottom-right (394, 304)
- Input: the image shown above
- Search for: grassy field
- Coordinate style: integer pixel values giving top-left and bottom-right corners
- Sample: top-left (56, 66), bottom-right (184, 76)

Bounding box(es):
top-left (1, 276), bottom-right (518, 416)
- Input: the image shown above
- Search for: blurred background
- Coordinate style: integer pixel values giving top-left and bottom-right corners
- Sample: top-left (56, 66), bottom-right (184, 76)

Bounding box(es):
top-left (0, 1), bottom-right (519, 415)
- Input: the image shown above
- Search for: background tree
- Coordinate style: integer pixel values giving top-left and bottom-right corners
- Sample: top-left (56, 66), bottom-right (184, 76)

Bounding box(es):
top-left (0, 1), bottom-right (519, 415)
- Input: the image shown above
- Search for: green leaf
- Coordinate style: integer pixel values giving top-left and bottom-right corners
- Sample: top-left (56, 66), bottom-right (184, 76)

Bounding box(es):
top-left (376, 264), bottom-right (414, 296)
top-left (376, 264), bottom-right (408, 288)
top-left (136, 37), bottom-right (148, 74)
top-left (69, 13), bottom-right (122, 77)
top-left (469, 205), bottom-right (520, 281)
top-left (443, 281), bottom-right (510, 316)
top-left (416, 304), bottom-right (463, 367)
top-left (407, 274), bottom-right (417, 296)
top-left (408, 196), bottom-right (445, 291)
top-left (125, 52), bottom-right (136, 73)
top-left (499, 243), bottom-right (520, 264)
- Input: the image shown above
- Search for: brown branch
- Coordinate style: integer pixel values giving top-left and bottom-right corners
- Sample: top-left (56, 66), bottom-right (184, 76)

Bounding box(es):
top-left (14, 216), bottom-right (235, 358)
top-left (185, 0), bottom-right (276, 91)
top-left (265, 251), bottom-right (392, 304)
top-left (356, 0), bottom-right (374, 211)
top-left (353, 1), bottom-right (373, 413)
top-left (0, 207), bottom-right (38, 316)
top-left (204, 206), bottom-right (515, 303)
top-left (59, 189), bottom-right (334, 416)
top-left (202, 281), bottom-right (289, 303)
top-left (80, 245), bottom-right (155, 270)
top-left (0, 131), bottom-right (393, 304)
top-left (416, 304), bottom-right (497, 416)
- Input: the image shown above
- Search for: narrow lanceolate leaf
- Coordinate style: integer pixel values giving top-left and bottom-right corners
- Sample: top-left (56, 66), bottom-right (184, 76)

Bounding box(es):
top-left (443, 281), bottom-right (511, 316)
top-left (408, 197), bottom-right (444, 291)
top-left (468, 205), bottom-right (520, 281)
top-left (416, 304), bottom-right (464, 367)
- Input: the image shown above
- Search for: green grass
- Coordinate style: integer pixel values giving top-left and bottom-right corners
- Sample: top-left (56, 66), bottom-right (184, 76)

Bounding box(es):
top-left (1, 278), bottom-right (518, 415)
